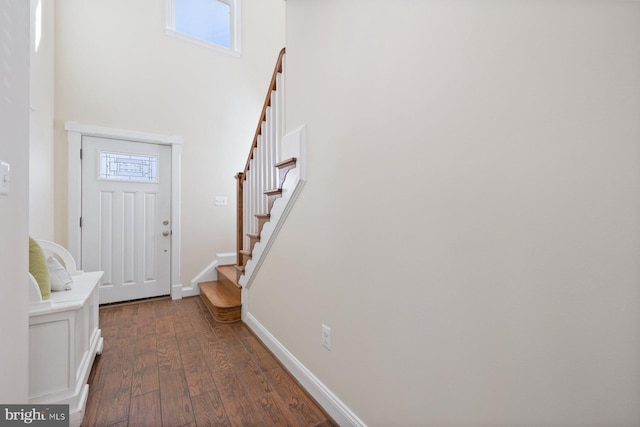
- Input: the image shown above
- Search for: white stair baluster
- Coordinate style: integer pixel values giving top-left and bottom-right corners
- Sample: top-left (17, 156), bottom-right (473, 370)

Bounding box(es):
top-left (253, 145), bottom-right (260, 234)
top-left (251, 150), bottom-right (257, 235)
top-left (244, 169), bottom-right (250, 249)
top-left (262, 111), bottom-right (270, 212)
top-left (267, 92), bottom-right (275, 191)
top-left (276, 70), bottom-right (284, 162)
top-left (258, 126), bottom-right (263, 215)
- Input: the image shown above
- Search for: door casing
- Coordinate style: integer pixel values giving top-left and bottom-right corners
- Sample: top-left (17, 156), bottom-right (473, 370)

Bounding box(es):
top-left (82, 136), bottom-right (172, 304)
top-left (65, 121), bottom-right (183, 300)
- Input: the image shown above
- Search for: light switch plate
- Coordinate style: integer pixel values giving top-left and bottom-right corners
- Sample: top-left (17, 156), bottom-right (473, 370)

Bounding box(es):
top-left (0, 161), bottom-right (10, 196)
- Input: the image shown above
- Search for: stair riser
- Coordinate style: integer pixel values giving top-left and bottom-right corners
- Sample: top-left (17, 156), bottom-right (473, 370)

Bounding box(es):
top-left (256, 218), bottom-right (270, 236)
top-left (247, 235), bottom-right (260, 253)
top-left (201, 296), bottom-right (241, 323)
top-left (277, 163), bottom-right (297, 189)
top-left (241, 253), bottom-right (251, 264)
top-left (217, 271), bottom-right (235, 292)
top-left (267, 194), bottom-right (280, 212)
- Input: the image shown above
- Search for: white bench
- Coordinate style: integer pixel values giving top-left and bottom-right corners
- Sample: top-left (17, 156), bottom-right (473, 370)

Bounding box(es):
top-left (29, 240), bottom-right (103, 427)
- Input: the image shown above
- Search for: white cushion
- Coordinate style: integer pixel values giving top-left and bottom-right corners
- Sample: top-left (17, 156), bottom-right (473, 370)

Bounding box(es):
top-left (47, 256), bottom-right (74, 291)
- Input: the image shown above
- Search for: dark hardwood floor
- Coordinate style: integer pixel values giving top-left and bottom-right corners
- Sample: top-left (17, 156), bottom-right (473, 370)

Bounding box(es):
top-left (82, 296), bottom-right (337, 427)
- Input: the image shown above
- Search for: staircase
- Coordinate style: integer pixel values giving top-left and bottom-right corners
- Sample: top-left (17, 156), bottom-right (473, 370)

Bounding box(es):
top-left (198, 265), bottom-right (241, 323)
top-left (199, 48), bottom-right (296, 323)
top-left (238, 157), bottom-right (297, 270)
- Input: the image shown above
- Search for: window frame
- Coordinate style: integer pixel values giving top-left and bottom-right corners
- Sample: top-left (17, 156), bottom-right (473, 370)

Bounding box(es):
top-left (165, 0), bottom-right (241, 57)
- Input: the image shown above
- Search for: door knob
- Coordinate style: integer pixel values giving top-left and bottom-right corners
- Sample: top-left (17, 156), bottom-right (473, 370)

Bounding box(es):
top-left (163, 220), bottom-right (169, 225)
top-left (162, 231), bottom-right (170, 236)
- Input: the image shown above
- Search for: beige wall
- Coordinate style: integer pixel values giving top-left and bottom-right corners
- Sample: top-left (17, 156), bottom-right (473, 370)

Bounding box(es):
top-left (0, 0), bottom-right (30, 402)
top-left (54, 0), bottom-right (285, 285)
top-left (30, 0), bottom-right (55, 240)
top-left (249, 1), bottom-right (640, 425)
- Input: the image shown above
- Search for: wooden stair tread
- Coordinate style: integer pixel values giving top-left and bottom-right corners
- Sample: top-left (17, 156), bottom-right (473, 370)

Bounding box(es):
top-left (199, 281), bottom-right (240, 308)
top-left (275, 158), bottom-right (297, 188)
top-left (199, 274), bottom-right (241, 323)
top-left (264, 188), bottom-right (282, 196)
top-left (217, 264), bottom-right (240, 286)
top-left (199, 265), bottom-right (244, 323)
top-left (275, 157), bottom-right (297, 169)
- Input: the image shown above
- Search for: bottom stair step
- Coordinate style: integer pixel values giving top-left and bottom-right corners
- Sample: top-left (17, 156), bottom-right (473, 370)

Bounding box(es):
top-left (199, 277), bottom-right (241, 323)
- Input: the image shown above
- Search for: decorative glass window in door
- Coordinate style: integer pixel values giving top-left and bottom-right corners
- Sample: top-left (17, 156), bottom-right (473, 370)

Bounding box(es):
top-left (99, 151), bottom-right (159, 183)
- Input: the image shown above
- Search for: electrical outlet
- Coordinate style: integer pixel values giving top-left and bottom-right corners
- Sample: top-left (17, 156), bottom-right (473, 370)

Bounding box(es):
top-left (214, 196), bottom-right (227, 206)
top-left (322, 324), bottom-right (331, 350)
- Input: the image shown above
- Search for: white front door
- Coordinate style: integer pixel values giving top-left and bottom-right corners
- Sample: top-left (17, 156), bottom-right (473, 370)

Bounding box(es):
top-left (81, 136), bottom-right (172, 304)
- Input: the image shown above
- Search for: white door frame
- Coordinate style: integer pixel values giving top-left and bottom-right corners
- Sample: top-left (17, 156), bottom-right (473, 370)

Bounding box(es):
top-left (65, 121), bottom-right (184, 300)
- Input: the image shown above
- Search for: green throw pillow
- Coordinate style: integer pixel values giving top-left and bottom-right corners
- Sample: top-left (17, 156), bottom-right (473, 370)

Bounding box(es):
top-left (29, 237), bottom-right (51, 300)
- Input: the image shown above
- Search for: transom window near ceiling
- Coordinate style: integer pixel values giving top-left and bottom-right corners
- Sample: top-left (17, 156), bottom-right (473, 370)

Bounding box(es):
top-left (166, 0), bottom-right (240, 56)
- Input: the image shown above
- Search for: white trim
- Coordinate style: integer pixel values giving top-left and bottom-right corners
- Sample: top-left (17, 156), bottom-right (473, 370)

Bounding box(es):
top-left (245, 313), bottom-right (367, 427)
top-left (215, 252), bottom-right (237, 266)
top-left (186, 252), bottom-right (237, 297)
top-left (65, 121), bottom-right (184, 300)
top-left (170, 142), bottom-right (183, 299)
top-left (241, 284), bottom-right (249, 320)
top-left (65, 121), bottom-right (183, 145)
top-left (164, 0), bottom-right (241, 57)
top-left (190, 259), bottom-right (220, 292)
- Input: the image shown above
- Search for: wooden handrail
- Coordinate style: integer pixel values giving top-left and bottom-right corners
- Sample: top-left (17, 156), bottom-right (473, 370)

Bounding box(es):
top-left (241, 47), bottom-right (286, 179)
top-left (236, 47), bottom-right (286, 273)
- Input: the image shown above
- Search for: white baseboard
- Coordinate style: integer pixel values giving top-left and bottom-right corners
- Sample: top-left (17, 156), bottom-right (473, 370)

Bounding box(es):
top-left (190, 260), bottom-right (220, 288)
top-left (179, 284), bottom-right (199, 298)
top-left (172, 284), bottom-right (186, 299)
top-left (186, 252), bottom-right (238, 298)
top-left (215, 252), bottom-right (237, 266)
top-left (244, 313), bottom-right (367, 427)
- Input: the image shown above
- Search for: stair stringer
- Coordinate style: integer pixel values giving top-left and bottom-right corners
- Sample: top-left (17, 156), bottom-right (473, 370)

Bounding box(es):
top-left (239, 125), bottom-right (306, 291)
